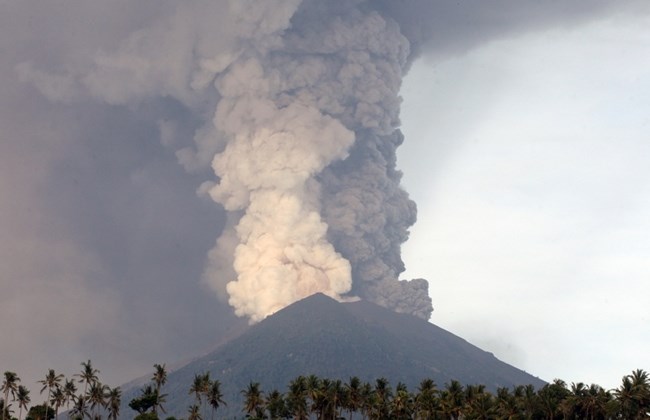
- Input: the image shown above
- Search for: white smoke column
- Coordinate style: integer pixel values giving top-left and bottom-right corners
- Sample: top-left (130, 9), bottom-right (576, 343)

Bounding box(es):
top-left (200, 3), bottom-right (365, 321)
top-left (208, 67), bottom-right (355, 320)
top-left (202, 0), bottom-right (433, 321)
top-left (18, 0), bottom-right (434, 322)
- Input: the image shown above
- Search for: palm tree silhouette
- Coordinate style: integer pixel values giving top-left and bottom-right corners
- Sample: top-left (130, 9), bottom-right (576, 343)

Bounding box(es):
top-left (494, 387), bottom-right (518, 419)
top-left (242, 381), bottom-right (264, 418)
top-left (372, 377), bottom-right (392, 419)
top-left (187, 404), bottom-right (202, 420)
top-left (265, 389), bottom-right (286, 419)
top-left (39, 369), bottom-right (64, 420)
top-left (75, 361), bottom-right (99, 395)
top-left (70, 395), bottom-right (90, 420)
top-left (440, 380), bottom-right (464, 420)
top-left (615, 369), bottom-right (650, 419)
top-left (391, 382), bottom-right (413, 419)
top-left (189, 372), bottom-right (211, 417)
top-left (343, 376), bottom-right (362, 419)
top-left (414, 378), bottom-right (439, 419)
top-left (15, 385), bottom-right (30, 420)
top-left (150, 364), bottom-right (169, 417)
top-left (106, 387), bottom-right (121, 420)
top-left (87, 381), bottom-right (107, 419)
top-left (207, 380), bottom-right (225, 420)
top-left (0, 399), bottom-right (13, 420)
top-left (63, 379), bottom-right (77, 411)
top-left (1, 371), bottom-right (20, 420)
top-left (49, 386), bottom-right (66, 420)
top-left (152, 364), bottom-right (167, 395)
top-left (287, 376), bottom-right (308, 420)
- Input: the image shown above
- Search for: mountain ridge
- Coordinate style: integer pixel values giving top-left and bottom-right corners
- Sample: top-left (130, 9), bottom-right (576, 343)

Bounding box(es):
top-left (120, 293), bottom-right (545, 418)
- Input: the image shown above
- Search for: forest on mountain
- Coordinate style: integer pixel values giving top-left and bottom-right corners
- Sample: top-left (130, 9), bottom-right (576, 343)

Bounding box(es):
top-left (2, 362), bottom-right (649, 420)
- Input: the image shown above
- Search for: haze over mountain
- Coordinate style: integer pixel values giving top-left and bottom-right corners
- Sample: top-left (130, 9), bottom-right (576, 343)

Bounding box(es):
top-left (121, 294), bottom-right (544, 418)
top-left (2, 0), bottom-right (649, 391)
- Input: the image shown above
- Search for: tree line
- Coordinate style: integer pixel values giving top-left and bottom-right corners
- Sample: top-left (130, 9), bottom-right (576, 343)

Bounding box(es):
top-left (1, 362), bottom-right (649, 419)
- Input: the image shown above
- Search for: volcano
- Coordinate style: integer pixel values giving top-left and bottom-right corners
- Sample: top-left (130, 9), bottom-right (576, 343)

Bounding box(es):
top-left (121, 294), bottom-right (544, 418)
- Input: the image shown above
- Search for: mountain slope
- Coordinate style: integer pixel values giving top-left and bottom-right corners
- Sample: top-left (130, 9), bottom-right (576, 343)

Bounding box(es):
top-left (121, 294), bottom-right (544, 418)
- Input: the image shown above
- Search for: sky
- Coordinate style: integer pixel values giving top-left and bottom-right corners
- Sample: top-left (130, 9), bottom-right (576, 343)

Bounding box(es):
top-left (1, 0), bottom-right (648, 394)
top-left (400, 14), bottom-right (650, 389)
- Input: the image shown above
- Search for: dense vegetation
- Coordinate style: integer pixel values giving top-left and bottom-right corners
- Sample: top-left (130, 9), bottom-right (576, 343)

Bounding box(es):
top-left (1, 362), bottom-right (649, 419)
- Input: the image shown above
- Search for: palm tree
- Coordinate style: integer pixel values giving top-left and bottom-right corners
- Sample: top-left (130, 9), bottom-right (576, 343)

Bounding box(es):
top-left (463, 384), bottom-right (486, 412)
top-left (614, 370), bottom-right (650, 420)
top-left (332, 379), bottom-right (346, 419)
top-left (39, 369), bottom-right (64, 420)
top-left (16, 385), bottom-right (30, 420)
top-left (305, 374), bottom-right (321, 415)
top-left (152, 364), bottom-right (167, 395)
top-left (495, 387), bottom-right (518, 420)
top-left (440, 380), bottom-right (464, 420)
top-left (70, 395), bottom-right (90, 420)
top-left (317, 378), bottom-right (344, 420)
top-left (87, 381), bottom-right (107, 419)
top-left (1, 371), bottom-right (20, 420)
top-left (359, 381), bottom-right (373, 420)
top-left (583, 384), bottom-right (611, 420)
top-left (129, 383), bottom-right (165, 416)
top-left (560, 382), bottom-right (586, 418)
top-left (105, 387), bottom-right (121, 420)
top-left (63, 379), bottom-right (77, 411)
top-left (286, 376), bottom-right (308, 420)
top-left (368, 377), bottom-right (392, 420)
top-left (630, 368), bottom-right (650, 418)
top-left (189, 372), bottom-right (211, 418)
top-left (265, 389), bottom-right (286, 420)
top-left (242, 382), bottom-right (264, 418)
top-left (151, 363), bottom-right (167, 416)
top-left (187, 404), bottom-right (202, 420)
top-left (312, 378), bottom-right (330, 419)
top-left (515, 384), bottom-right (538, 419)
top-left (50, 386), bottom-right (66, 420)
top-left (207, 380), bottom-right (225, 420)
top-left (343, 376), bottom-right (362, 420)
top-left (465, 388), bottom-right (494, 420)
top-left (414, 378), bottom-right (439, 419)
top-left (391, 382), bottom-right (413, 420)
top-left (147, 365), bottom-right (169, 417)
top-left (189, 374), bottom-right (205, 406)
top-left (0, 399), bottom-right (13, 420)
top-left (75, 361), bottom-right (99, 395)
top-left (537, 379), bottom-right (569, 420)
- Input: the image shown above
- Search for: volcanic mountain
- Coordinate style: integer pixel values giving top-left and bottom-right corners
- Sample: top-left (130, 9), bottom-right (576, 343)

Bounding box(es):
top-left (121, 293), bottom-right (544, 418)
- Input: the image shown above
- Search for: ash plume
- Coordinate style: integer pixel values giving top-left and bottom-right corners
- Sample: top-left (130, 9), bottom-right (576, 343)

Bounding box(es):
top-left (5, 0), bottom-right (648, 388)
top-left (18, 0), bottom-right (442, 322)
top-left (18, 0), bottom-right (637, 324)
top-left (201, 0), bottom-right (434, 321)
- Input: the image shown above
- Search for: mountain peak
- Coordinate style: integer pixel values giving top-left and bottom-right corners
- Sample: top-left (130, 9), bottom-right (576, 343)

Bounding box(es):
top-left (121, 293), bottom-right (545, 418)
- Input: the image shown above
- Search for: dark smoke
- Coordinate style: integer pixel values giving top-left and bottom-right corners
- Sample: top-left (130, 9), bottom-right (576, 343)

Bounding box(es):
top-left (4, 0), bottom-right (647, 386)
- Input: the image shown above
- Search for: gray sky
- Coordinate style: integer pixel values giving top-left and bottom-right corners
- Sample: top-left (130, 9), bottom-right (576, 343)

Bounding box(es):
top-left (400, 12), bottom-right (650, 389)
top-left (1, 0), bottom-right (648, 393)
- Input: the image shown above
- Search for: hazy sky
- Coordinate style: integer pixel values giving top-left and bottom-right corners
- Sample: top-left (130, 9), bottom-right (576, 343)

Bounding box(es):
top-left (1, 0), bottom-right (648, 394)
top-left (400, 13), bottom-right (650, 389)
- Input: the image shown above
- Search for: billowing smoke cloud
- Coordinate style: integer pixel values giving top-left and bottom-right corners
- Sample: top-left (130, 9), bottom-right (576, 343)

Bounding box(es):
top-left (51, 0), bottom-right (433, 322)
top-left (16, 0), bottom-right (644, 329)
top-left (4, 0), bottom-right (647, 387)
top-left (198, 0), bottom-right (433, 321)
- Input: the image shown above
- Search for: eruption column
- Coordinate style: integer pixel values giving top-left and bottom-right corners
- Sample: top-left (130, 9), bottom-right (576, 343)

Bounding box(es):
top-left (203, 2), bottom-right (433, 321)
top-left (30, 0), bottom-right (435, 322)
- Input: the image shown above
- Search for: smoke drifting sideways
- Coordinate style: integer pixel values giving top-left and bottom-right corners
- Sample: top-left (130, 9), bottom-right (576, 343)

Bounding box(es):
top-left (15, 0), bottom-right (639, 325)
top-left (68, 0), bottom-right (432, 322)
